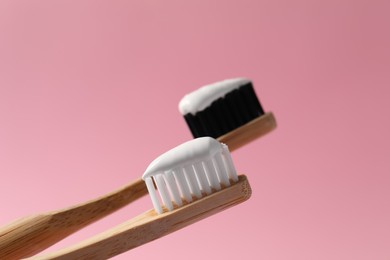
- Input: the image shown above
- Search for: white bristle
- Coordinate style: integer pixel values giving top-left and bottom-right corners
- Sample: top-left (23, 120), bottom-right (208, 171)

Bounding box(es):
top-left (155, 174), bottom-right (173, 211)
top-left (184, 165), bottom-right (202, 199)
top-left (193, 162), bottom-right (212, 195)
top-left (173, 168), bottom-right (193, 203)
top-left (165, 171), bottom-right (182, 207)
top-left (222, 143), bottom-right (238, 182)
top-left (203, 159), bottom-right (221, 191)
top-left (142, 137), bottom-right (239, 214)
top-left (213, 154), bottom-right (231, 187)
top-left (144, 177), bottom-right (163, 214)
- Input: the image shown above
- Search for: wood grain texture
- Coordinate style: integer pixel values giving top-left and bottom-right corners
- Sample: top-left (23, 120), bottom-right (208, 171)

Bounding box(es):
top-left (0, 111), bottom-right (274, 259)
top-left (29, 175), bottom-right (251, 260)
top-left (0, 178), bottom-right (147, 260)
top-left (218, 112), bottom-right (277, 151)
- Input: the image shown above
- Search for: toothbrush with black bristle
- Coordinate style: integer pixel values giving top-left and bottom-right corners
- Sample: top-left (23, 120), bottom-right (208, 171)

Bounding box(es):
top-left (179, 78), bottom-right (276, 151)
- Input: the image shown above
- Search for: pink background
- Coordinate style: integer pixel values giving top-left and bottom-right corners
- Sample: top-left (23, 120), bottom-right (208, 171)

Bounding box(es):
top-left (1, 0), bottom-right (389, 259)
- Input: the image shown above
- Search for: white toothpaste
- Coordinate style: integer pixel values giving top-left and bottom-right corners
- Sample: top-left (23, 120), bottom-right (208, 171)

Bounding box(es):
top-left (143, 137), bottom-right (222, 178)
top-left (178, 78), bottom-right (251, 115)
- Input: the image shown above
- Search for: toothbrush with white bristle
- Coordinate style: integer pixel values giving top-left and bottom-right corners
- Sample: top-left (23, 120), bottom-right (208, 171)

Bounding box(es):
top-left (143, 137), bottom-right (238, 214)
top-left (28, 137), bottom-right (251, 259)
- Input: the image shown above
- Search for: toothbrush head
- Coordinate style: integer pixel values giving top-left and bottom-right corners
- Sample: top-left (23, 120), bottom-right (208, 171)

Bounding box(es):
top-left (179, 78), bottom-right (265, 139)
top-left (143, 137), bottom-right (238, 214)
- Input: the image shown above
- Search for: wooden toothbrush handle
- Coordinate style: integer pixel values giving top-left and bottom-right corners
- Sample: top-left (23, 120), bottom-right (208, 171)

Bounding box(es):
top-left (0, 178), bottom-right (147, 260)
top-left (218, 112), bottom-right (277, 151)
top-left (29, 175), bottom-right (252, 260)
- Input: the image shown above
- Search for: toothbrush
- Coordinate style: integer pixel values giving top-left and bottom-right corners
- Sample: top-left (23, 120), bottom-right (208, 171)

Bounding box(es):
top-left (27, 137), bottom-right (251, 259)
top-left (0, 178), bottom-right (148, 260)
top-left (0, 78), bottom-right (274, 259)
top-left (179, 77), bottom-right (277, 151)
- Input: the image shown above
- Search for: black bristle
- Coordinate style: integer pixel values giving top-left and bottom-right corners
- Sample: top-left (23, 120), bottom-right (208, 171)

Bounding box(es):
top-left (183, 82), bottom-right (265, 139)
top-left (225, 89), bottom-right (246, 125)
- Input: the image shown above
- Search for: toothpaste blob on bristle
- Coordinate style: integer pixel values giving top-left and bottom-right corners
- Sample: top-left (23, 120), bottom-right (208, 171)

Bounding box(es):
top-left (179, 78), bottom-right (265, 139)
top-left (142, 137), bottom-right (238, 214)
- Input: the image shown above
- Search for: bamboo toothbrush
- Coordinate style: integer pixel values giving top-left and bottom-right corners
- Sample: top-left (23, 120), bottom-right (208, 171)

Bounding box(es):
top-left (0, 178), bottom-right (148, 260)
top-left (0, 125), bottom-right (258, 259)
top-left (27, 137), bottom-right (251, 259)
top-left (179, 77), bottom-right (277, 151)
top-left (0, 78), bottom-right (274, 259)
